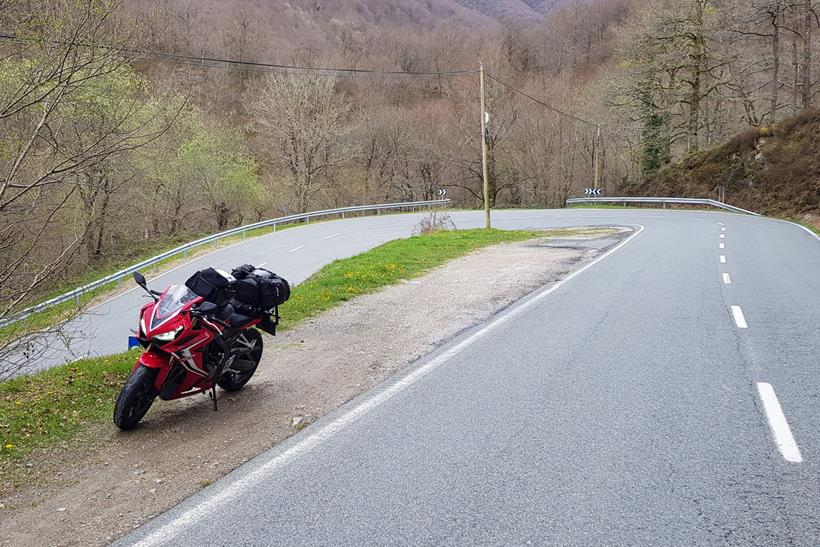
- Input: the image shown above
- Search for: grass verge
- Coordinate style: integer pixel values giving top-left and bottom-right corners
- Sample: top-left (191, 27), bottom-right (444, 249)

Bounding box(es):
top-left (0, 228), bottom-right (546, 467)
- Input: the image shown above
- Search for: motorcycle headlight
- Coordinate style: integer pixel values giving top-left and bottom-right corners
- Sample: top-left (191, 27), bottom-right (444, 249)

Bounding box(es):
top-left (153, 326), bottom-right (182, 343)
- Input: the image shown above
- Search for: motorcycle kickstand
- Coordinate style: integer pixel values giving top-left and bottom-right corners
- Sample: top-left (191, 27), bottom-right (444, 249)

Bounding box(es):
top-left (209, 384), bottom-right (218, 411)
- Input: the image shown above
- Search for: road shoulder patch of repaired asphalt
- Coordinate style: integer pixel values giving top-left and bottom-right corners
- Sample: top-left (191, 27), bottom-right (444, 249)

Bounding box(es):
top-left (0, 227), bottom-right (629, 547)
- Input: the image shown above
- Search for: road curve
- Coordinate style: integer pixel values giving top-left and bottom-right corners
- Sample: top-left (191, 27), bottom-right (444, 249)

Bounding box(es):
top-left (117, 210), bottom-right (820, 545)
top-left (23, 208), bottom-right (727, 370)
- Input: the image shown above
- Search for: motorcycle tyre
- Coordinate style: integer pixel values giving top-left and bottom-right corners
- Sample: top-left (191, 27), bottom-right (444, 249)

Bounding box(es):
top-left (217, 329), bottom-right (263, 392)
top-left (113, 365), bottom-right (159, 430)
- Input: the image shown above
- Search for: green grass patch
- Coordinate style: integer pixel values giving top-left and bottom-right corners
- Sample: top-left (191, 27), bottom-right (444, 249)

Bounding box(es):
top-left (0, 228), bottom-right (547, 467)
top-left (0, 351), bottom-right (138, 462)
top-left (279, 228), bottom-right (541, 328)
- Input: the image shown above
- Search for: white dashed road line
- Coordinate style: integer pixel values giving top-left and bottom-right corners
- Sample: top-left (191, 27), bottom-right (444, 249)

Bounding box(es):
top-left (722, 273), bottom-right (732, 285)
top-left (324, 233), bottom-right (343, 240)
top-left (720, 234), bottom-right (725, 239)
top-left (288, 246), bottom-right (305, 253)
top-left (731, 305), bottom-right (748, 328)
top-left (757, 383), bottom-right (803, 463)
top-left (720, 255), bottom-right (726, 263)
top-left (719, 243), bottom-right (725, 249)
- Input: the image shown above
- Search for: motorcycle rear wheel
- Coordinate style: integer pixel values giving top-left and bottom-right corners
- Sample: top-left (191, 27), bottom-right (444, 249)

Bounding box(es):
top-left (113, 365), bottom-right (159, 430)
top-left (217, 329), bottom-right (263, 392)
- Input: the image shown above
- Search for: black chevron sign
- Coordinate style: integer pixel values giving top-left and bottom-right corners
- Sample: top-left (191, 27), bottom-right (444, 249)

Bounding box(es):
top-left (584, 188), bottom-right (603, 196)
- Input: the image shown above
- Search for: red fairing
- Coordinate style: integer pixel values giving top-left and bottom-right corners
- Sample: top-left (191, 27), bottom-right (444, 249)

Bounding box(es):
top-left (131, 283), bottom-right (262, 401)
top-left (135, 351), bottom-right (169, 369)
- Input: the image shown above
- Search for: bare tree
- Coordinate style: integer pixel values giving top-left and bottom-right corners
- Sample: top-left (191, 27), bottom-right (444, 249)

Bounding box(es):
top-left (0, 0), bottom-right (177, 376)
top-left (247, 74), bottom-right (351, 213)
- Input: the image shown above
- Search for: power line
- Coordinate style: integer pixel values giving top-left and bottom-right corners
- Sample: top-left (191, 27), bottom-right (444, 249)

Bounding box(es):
top-left (0, 32), bottom-right (476, 78)
top-left (138, 49), bottom-right (477, 77)
top-left (485, 73), bottom-right (599, 128)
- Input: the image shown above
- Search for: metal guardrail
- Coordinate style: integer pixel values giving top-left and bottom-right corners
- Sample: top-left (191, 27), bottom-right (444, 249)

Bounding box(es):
top-left (0, 199), bottom-right (450, 329)
top-left (565, 196), bottom-right (761, 216)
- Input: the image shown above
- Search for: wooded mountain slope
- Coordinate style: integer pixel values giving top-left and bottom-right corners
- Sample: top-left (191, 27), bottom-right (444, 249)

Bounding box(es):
top-left (632, 109), bottom-right (820, 224)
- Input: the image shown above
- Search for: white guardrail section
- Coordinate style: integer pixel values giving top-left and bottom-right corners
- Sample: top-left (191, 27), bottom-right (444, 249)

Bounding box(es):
top-left (0, 199), bottom-right (450, 329)
top-left (566, 196), bottom-right (761, 216)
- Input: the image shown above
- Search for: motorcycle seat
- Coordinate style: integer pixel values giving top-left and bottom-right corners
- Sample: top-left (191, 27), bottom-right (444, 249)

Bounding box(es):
top-left (228, 312), bottom-right (255, 328)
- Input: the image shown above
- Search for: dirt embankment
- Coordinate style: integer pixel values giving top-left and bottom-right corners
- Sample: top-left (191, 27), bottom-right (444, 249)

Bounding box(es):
top-left (0, 230), bottom-right (625, 546)
top-left (630, 109), bottom-right (820, 229)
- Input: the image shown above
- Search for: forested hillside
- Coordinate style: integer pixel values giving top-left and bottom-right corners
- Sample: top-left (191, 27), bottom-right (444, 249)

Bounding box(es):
top-left (1, 0), bottom-right (819, 332)
top-left (635, 109), bottom-right (820, 221)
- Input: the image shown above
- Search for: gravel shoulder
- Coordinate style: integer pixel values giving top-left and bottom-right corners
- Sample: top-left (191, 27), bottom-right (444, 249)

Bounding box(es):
top-left (0, 228), bottom-right (627, 546)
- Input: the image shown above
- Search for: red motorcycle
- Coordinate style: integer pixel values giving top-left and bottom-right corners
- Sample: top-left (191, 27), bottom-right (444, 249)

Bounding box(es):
top-left (114, 266), bottom-right (288, 430)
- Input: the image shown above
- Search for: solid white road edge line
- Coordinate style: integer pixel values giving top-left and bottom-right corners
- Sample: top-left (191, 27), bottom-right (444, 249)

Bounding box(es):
top-left (770, 217), bottom-right (820, 242)
top-left (128, 226), bottom-right (646, 547)
top-left (287, 246), bottom-right (305, 253)
top-left (757, 382), bottom-right (803, 463)
top-left (720, 255), bottom-right (726, 263)
top-left (731, 305), bottom-right (748, 328)
top-left (722, 273), bottom-right (732, 285)
top-left (324, 232), bottom-right (343, 240)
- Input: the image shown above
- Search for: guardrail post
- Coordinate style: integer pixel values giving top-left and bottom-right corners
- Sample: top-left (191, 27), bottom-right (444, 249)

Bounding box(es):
top-left (273, 223), bottom-right (276, 233)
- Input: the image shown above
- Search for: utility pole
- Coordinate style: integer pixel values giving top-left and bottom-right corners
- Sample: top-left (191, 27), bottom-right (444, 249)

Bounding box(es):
top-left (479, 63), bottom-right (491, 229)
top-left (593, 124), bottom-right (601, 190)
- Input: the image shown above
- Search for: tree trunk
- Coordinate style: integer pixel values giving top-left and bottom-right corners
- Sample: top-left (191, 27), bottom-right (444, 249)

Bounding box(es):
top-left (92, 177), bottom-right (113, 261)
top-left (803, 0), bottom-right (813, 109)
top-left (687, 2), bottom-right (706, 152)
top-left (793, 36), bottom-right (800, 112)
top-left (770, 13), bottom-right (781, 122)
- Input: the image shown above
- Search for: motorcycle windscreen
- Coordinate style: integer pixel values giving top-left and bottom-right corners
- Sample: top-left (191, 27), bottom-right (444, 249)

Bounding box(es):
top-left (151, 285), bottom-right (198, 330)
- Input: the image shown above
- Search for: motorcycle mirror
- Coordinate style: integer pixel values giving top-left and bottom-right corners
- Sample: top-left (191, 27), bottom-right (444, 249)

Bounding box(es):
top-left (133, 271), bottom-right (147, 288)
top-left (199, 302), bottom-right (218, 314)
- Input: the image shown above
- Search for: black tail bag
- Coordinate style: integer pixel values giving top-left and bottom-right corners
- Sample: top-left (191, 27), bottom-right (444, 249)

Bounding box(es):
top-left (231, 265), bottom-right (290, 312)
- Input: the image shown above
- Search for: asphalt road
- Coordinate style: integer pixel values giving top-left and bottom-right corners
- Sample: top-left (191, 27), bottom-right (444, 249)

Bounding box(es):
top-left (117, 210), bottom-right (820, 546)
top-left (23, 208), bottom-right (714, 370)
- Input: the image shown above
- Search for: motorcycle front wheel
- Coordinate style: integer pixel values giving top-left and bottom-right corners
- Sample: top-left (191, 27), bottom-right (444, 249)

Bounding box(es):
top-left (217, 328), bottom-right (263, 392)
top-left (113, 365), bottom-right (159, 430)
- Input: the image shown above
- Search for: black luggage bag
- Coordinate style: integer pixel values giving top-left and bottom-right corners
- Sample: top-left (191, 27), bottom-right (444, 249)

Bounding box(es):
top-left (231, 265), bottom-right (290, 312)
top-left (184, 267), bottom-right (234, 306)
